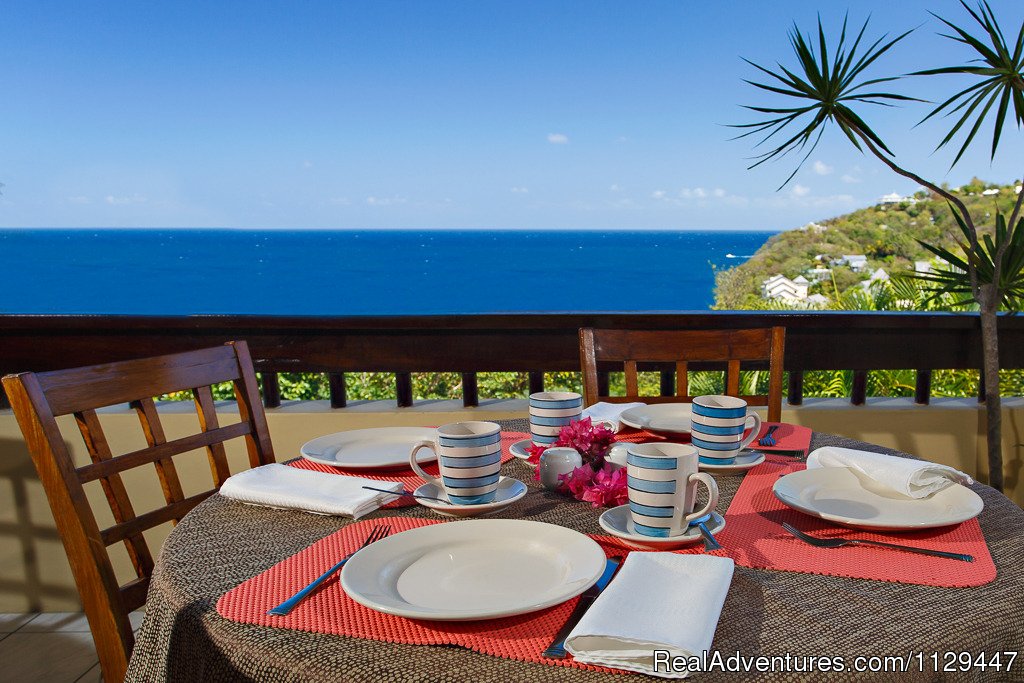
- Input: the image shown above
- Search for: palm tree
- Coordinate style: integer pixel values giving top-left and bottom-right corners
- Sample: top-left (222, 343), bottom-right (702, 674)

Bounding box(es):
top-left (735, 1), bottom-right (1024, 491)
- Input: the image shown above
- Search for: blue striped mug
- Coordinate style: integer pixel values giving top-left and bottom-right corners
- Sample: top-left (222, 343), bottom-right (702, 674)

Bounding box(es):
top-left (626, 442), bottom-right (718, 538)
top-left (529, 391), bottom-right (583, 447)
top-left (409, 421), bottom-right (502, 505)
top-left (690, 395), bottom-right (762, 465)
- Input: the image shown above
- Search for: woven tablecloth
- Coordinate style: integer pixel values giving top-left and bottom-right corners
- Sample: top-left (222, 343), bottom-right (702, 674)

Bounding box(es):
top-left (126, 421), bottom-right (1024, 682)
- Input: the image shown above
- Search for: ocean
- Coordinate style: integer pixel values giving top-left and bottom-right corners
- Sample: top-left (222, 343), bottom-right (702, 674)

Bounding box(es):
top-left (0, 229), bottom-right (773, 315)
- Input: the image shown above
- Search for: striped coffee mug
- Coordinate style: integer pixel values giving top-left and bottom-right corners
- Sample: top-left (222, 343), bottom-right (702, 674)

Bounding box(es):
top-left (528, 391), bottom-right (583, 447)
top-left (409, 421), bottom-right (501, 505)
top-left (626, 442), bottom-right (718, 538)
top-left (690, 395), bottom-right (762, 465)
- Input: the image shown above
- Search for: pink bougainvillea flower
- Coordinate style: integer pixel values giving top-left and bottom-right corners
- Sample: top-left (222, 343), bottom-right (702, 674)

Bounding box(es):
top-left (560, 464), bottom-right (596, 497)
top-left (578, 463), bottom-right (629, 508)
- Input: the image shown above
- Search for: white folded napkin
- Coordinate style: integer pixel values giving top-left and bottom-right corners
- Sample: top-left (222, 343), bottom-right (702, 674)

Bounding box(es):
top-left (582, 401), bottom-right (647, 433)
top-left (565, 553), bottom-right (734, 679)
top-left (806, 446), bottom-right (973, 499)
top-left (219, 464), bottom-right (401, 518)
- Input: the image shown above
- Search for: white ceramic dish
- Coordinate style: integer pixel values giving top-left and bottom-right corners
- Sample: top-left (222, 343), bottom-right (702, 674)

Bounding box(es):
top-left (699, 451), bottom-right (765, 474)
top-left (341, 519), bottom-right (606, 620)
top-left (413, 477), bottom-right (528, 518)
top-left (598, 506), bottom-right (726, 549)
top-left (772, 466), bottom-right (984, 531)
top-left (509, 438), bottom-right (536, 465)
top-left (300, 427), bottom-right (438, 469)
top-left (619, 404), bottom-right (693, 435)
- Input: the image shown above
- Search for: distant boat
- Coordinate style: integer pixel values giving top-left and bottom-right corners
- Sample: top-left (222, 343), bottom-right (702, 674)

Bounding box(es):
top-left (725, 253), bottom-right (754, 259)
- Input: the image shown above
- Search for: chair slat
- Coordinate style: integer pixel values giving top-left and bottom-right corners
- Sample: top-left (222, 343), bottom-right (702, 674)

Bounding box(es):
top-left (77, 422), bottom-right (252, 484)
top-left (75, 410), bottom-right (154, 579)
top-left (101, 491), bottom-right (213, 546)
top-left (726, 360), bottom-right (741, 397)
top-left (624, 361), bottom-right (639, 397)
top-left (232, 340), bottom-right (276, 470)
top-left (193, 386), bottom-right (232, 486)
top-left (132, 398), bottom-right (186, 507)
top-left (676, 361), bottom-right (688, 397)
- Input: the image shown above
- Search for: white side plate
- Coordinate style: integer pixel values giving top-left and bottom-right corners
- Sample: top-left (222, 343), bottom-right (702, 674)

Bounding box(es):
top-left (300, 427), bottom-right (437, 469)
top-left (341, 519), bottom-right (606, 620)
top-left (773, 466), bottom-right (984, 531)
top-left (619, 404), bottom-right (693, 434)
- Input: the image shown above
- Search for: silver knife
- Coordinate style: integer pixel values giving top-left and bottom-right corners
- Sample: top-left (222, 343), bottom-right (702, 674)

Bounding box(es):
top-left (542, 555), bottom-right (623, 659)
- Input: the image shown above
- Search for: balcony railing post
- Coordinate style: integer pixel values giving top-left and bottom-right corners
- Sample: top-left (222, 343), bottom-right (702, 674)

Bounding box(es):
top-left (597, 371), bottom-right (610, 397)
top-left (329, 373), bottom-right (347, 409)
top-left (461, 372), bottom-right (479, 408)
top-left (0, 385), bottom-right (9, 410)
top-left (261, 372), bottom-right (281, 409)
top-left (659, 370), bottom-right (674, 397)
top-left (915, 369), bottom-right (932, 405)
top-left (978, 373), bottom-right (986, 403)
top-left (851, 370), bottom-right (868, 406)
top-left (396, 372), bottom-right (413, 408)
top-left (787, 370), bottom-right (803, 406)
top-left (528, 371), bottom-right (544, 396)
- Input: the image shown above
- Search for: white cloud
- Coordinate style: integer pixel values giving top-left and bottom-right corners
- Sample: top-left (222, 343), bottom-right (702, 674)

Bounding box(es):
top-left (609, 184), bottom-right (622, 192)
top-left (680, 187), bottom-right (708, 199)
top-left (841, 173), bottom-right (861, 184)
top-left (510, 186), bottom-right (529, 194)
top-left (105, 194), bottom-right (148, 205)
top-left (365, 195), bottom-right (407, 206)
top-left (651, 190), bottom-right (667, 200)
top-left (790, 184), bottom-right (811, 198)
top-left (812, 160), bottom-right (833, 176)
top-left (547, 133), bottom-right (569, 144)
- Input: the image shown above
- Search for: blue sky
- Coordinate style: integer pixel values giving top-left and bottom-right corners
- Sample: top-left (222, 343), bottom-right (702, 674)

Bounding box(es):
top-left (1, 1), bottom-right (1021, 230)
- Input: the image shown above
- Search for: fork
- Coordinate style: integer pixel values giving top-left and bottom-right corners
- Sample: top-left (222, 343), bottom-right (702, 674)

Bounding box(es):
top-left (267, 524), bottom-right (392, 616)
top-left (758, 424), bottom-right (780, 447)
top-left (781, 522), bottom-right (973, 562)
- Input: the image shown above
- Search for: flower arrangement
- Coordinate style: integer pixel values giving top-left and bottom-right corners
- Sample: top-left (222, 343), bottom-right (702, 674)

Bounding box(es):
top-left (527, 417), bottom-right (626, 507)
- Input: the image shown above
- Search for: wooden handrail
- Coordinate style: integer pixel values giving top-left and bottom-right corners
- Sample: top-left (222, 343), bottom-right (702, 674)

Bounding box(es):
top-left (1, 312), bottom-right (1022, 407)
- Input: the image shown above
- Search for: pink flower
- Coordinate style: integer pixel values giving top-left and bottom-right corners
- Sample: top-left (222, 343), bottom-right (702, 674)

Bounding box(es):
top-left (558, 462), bottom-right (628, 508)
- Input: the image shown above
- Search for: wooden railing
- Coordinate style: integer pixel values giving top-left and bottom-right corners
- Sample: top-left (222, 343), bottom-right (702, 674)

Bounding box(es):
top-left (1, 312), bottom-right (1023, 409)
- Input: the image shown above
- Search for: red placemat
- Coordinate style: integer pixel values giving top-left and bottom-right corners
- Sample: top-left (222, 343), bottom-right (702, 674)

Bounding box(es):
top-left (286, 432), bottom-right (519, 508)
top-left (715, 459), bottom-right (996, 587)
top-left (216, 516), bottom-right (630, 673)
top-left (752, 422), bottom-right (812, 456)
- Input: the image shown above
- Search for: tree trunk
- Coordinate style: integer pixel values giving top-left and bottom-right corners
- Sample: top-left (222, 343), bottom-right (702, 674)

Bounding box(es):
top-left (978, 285), bottom-right (1003, 492)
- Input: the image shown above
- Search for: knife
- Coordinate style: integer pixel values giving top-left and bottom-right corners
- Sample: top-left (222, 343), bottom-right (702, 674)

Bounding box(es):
top-left (542, 555), bottom-right (624, 659)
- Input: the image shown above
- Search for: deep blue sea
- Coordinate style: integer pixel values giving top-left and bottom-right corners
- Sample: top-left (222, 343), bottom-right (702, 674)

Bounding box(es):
top-left (0, 229), bottom-right (774, 314)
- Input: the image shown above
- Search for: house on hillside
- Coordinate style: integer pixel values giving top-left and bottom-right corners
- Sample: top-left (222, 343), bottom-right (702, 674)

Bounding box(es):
top-left (878, 192), bottom-right (918, 205)
top-left (805, 267), bottom-right (832, 282)
top-left (914, 260), bottom-right (932, 274)
top-left (762, 274), bottom-right (809, 302)
top-left (861, 267), bottom-right (889, 290)
top-left (832, 254), bottom-right (868, 272)
top-left (982, 188), bottom-right (1000, 196)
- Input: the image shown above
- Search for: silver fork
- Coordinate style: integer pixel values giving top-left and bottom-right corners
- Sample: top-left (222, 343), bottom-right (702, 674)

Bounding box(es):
top-left (781, 522), bottom-right (973, 562)
top-left (267, 524), bottom-right (392, 616)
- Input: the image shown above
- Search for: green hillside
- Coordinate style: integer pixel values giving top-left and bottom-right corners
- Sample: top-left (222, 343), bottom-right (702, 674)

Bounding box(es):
top-left (713, 178), bottom-right (1022, 309)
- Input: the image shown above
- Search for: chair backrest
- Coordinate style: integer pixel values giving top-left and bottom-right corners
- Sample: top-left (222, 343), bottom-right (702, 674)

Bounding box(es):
top-left (579, 327), bottom-right (786, 422)
top-left (2, 340), bottom-right (275, 683)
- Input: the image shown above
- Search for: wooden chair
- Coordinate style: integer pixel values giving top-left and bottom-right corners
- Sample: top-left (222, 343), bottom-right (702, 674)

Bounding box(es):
top-left (578, 327), bottom-right (786, 422)
top-left (2, 341), bottom-right (276, 683)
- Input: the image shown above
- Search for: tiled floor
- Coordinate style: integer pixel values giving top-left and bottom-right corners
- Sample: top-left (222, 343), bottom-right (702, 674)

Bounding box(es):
top-left (0, 611), bottom-right (144, 683)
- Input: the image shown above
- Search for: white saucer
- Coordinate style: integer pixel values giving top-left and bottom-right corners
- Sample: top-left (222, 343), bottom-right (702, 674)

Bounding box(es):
top-left (509, 438), bottom-right (538, 468)
top-left (413, 476), bottom-right (528, 517)
top-left (699, 451), bottom-right (765, 474)
top-left (598, 505), bottom-right (726, 549)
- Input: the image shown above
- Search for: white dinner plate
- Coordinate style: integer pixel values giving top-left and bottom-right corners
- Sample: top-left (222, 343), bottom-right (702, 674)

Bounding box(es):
top-left (300, 427), bottom-right (437, 469)
top-left (509, 438), bottom-right (535, 464)
top-left (700, 451), bottom-right (765, 474)
top-left (413, 477), bottom-right (528, 518)
top-left (598, 505), bottom-right (726, 549)
top-left (341, 519), bottom-right (606, 620)
top-left (773, 467), bottom-right (984, 531)
top-left (619, 404), bottom-right (693, 435)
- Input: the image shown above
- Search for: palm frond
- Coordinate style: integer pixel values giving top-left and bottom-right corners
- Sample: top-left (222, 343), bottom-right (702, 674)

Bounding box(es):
top-left (912, 0), bottom-right (1024, 166)
top-left (733, 15), bottom-right (914, 187)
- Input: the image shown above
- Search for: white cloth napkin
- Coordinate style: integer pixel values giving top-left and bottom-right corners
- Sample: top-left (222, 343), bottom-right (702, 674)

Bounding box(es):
top-left (806, 446), bottom-right (973, 499)
top-left (565, 553), bottom-right (735, 679)
top-left (219, 464), bottom-right (402, 518)
top-left (582, 401), bottom-right (647, 433)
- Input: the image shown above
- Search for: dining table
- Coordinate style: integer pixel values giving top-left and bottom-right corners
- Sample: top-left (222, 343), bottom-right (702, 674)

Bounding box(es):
top-left (125, 419), bottom-right (1024, 682)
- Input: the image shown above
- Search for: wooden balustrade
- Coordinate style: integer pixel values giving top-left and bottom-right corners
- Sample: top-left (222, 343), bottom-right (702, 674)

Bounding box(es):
top-left (1, 312), bottom-right (1022, 408)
